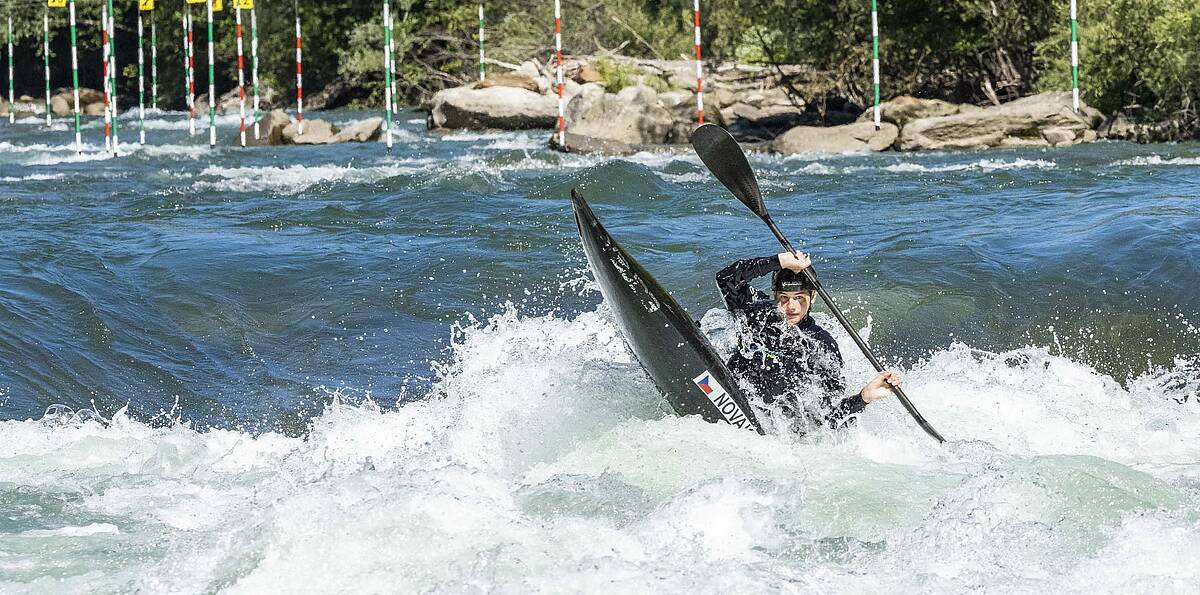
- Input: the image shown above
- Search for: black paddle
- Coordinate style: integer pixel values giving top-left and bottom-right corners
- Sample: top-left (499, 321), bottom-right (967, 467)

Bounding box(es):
top-left (690, 123), bottom-right (946, 444)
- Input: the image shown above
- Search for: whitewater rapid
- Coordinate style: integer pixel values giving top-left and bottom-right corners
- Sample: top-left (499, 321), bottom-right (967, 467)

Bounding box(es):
top-left (1, 300), bottom-right (1196, 594)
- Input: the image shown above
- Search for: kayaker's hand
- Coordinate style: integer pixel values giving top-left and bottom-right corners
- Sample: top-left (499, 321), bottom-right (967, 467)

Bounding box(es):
top-left (778, 251), bottom-right (811, 273)
top-left (861, 371), bottom-right (901, 403)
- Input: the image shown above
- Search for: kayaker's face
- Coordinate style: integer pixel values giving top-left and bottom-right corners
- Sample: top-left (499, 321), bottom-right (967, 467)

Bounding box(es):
top-left (774, 290), bottom-right (815, 325)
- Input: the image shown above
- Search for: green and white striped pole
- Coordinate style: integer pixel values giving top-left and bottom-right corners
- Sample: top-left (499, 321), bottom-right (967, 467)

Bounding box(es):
top-left (69, 0), bottom-right (81, 152)
top-left (251, 4), bottom-right (259, 139)
top-left (137, 6), bottom-right (145, 144)
top-left (7, 15), bottom-right (13, 125)
top-left (206, 0), bottom-right (214, 148)
top-left (387, 3), bottom-right (396, 121)
top-left (42, 9), bottom-right (51, 127)
top-left (150, 9), bottom-right (157, 110)
top-left (871, 0), bottom-right (880, 129)
top-left (1070, 0), bottom-right (1079, 113)
top-left (383, 0), bottom-right (392, 153)
top-left (478, 4), bottom-right (484, 81)
top-left (107, 0), bottom-right (118, 154)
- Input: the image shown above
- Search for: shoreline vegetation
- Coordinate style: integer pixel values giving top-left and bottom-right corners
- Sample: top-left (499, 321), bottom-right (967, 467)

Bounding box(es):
top-left (2, 1), bottom-right (1197, 150)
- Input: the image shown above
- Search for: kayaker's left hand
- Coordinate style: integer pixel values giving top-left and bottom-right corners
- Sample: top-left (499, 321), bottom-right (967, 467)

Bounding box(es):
top-left (861, 371), bottom-right (901, 403)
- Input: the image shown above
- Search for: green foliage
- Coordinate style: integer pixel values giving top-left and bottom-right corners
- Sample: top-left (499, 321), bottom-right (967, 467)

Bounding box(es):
top-left (1035, 0), bottom-right (1200, 119)
top-left (2, 0), bottom-right (1195, 126)
top-left (595, 57), bottom-right (638, 92)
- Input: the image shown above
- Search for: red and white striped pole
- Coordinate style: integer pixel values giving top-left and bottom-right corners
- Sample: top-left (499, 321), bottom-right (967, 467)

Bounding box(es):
top-left (236, 2), bottom-right (246, 147)
top-left (186, 11), bottom-right (196, 136)
top-left (693, 0), bottom-right (703, 125)
top-left (101, 4), bottom-right (111, 151)
top-left (294, 2), bottom-right (304, 135)
top-left (554, 0), bottom-right (564, 147)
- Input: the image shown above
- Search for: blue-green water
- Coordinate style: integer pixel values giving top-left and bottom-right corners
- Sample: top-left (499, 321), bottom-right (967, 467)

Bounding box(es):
top-left (0, 111), bottom-right (1197, 593)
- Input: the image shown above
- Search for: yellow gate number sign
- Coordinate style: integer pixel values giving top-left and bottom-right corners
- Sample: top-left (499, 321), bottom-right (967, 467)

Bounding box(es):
top-left (186, 0), bottom-right (224, 11)
top-left (48, 0), bottom-right (68, 8)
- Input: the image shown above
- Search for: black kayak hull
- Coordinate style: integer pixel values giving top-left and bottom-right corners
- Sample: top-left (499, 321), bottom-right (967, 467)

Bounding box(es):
top-left (571, 188), bottom-right (764, 435)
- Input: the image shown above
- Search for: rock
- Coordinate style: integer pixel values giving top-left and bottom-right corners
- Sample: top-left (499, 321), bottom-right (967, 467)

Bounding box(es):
top-left (307, 77), bottom-right (370, 111)
top-left (241, 108), bottom-right (291, 146)
top-left (564, 84), bottom-right (674, 144)
top-left (574, 63), bottom-right (601, 84)
top-left (898, 92), bottom-right (1102, 151)
top-left (857, 95), bottom-right (963, 127)
top-left (0, 96), bottom-right (7, 116)
top-left (771, 121), bottom-right (899, 153)
top-left (428, 85), bottom-right (560, 130)
top-left (50, 94), bottom-right (72, 116)
top-left (331, 117), bottom-right (384, 143)
top-left (727, 111), bottom-right (817, 142)
top-left (550, 131), bottom-right (639, 155)
top-left (282, 118), bottom-right (338, 144)
top-left (83, 102), bottom-right (106, 117)
top-left (473, 72), bottom-right (540, 93)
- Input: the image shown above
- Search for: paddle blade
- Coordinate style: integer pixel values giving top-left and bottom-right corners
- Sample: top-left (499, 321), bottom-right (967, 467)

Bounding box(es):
top-left (690, 124), bottom-right (766, 217)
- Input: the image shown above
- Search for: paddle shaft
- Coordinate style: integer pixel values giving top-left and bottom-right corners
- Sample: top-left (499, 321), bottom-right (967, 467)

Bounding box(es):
top-left (763, 215), bottom-right (946, 443)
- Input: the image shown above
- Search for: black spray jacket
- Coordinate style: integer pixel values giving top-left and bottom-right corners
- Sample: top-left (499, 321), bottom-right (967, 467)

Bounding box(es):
top-left (716, 256), bottom-right (867, 431)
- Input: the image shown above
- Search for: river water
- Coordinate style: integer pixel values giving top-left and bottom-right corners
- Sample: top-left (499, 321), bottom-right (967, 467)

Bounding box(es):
top-left (1, 111), bottom-right (1198, 593)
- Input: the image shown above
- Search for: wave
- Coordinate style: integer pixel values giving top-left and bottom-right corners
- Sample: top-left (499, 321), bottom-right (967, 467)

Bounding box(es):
top-left (1113, 155), bottom-right (1200, 167)
top-left (0, 302), bottom-right (1196, 593)
top-left (789, 157), bottom-right (1057, 176)
top-left (191, 160), bottom-right (440, 194)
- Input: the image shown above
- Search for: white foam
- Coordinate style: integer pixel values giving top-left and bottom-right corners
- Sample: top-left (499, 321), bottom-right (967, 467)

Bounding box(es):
top-left (0, 303), bottom-right (1196, 593)
top-left (1114, 155), bottom-right (1200, 167)
top-left (192, 159), bottom-right (440, 194)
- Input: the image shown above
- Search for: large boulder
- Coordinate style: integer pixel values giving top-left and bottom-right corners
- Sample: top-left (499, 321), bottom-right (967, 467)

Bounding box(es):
top-left (563, 84), bottom-right (674, 145)
top-left (282, 118), bottom-right (338, 144)
top-left (428, 85), bottom-right (560, 130)
top-left (48, 88), bottom-right (105, 116)
top-left (898, 92), bottom-right (1104, 151)
top-left (83, 101), bottom-right (107, 117)
top-left (771, 121), bottom-right (899, 154)
top-left (0, 96), bottom-right (8, 116)
top-left (473, 72), bottom-right (540, 93)
top-left (240, 108), bottom-right (291, 146)
top-left (331, 117), bottom-right (384, 143)
top-left (857, 95), bottom-right (972, 128)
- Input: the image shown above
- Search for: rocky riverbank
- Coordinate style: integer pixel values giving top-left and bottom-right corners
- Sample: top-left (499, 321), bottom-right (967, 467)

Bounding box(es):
top-left (423, 56), bottom-right (1182, 155)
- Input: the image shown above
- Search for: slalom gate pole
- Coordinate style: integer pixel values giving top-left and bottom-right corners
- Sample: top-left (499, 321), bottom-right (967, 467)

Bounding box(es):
top-left (69, 0), bottom-right (81, 152)
top-left (383, 0), bottom-right (392, 153)
top-left (251, 4), bottom-right (259, 139)
top-left (871, 0), bottom-right (880, 129)
top-left (206, 0), bottom-right (214, 148)
top-left (387, 4), bottom-right (396, 121)
top-left (236, 1), bottom-right (245, 147)
top-left (478, 4), bottom-right (484, 81)
top-left (294, 1), bottom-right (302, 134)
top-left (693, 0), bottom-right (702, 124)
top-left (108, 0), bottom-right (117, 154)
top-left (151, 8), bottom-right (157, 109)
top-left (6, 14), bottom-right (13, 124)
top-left (1070, 0), bottom-right (1079, 112)
top-left (101, 4), bottom-right (110, 149)
top-left (137, 5), bottom-right (145, 144)
top-left (42, 9), bottom-right (50, 127)
top-left (554, 0), bottom-right (563, 146)
top-left (185, 10), bottom-right (195, 136)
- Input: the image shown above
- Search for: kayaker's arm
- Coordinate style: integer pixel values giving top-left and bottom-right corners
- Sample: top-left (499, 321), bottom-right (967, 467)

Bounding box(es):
top-left (715, 256), bottom-right (780, 311)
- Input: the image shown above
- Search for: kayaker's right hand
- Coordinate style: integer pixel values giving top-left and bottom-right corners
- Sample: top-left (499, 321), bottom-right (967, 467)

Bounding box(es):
top-left (778, 251), bottom-right (811, 273)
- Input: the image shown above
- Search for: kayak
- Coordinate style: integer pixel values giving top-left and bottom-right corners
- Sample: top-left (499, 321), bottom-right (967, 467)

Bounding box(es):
top-left (571, 188), bottom-right (764, 434)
